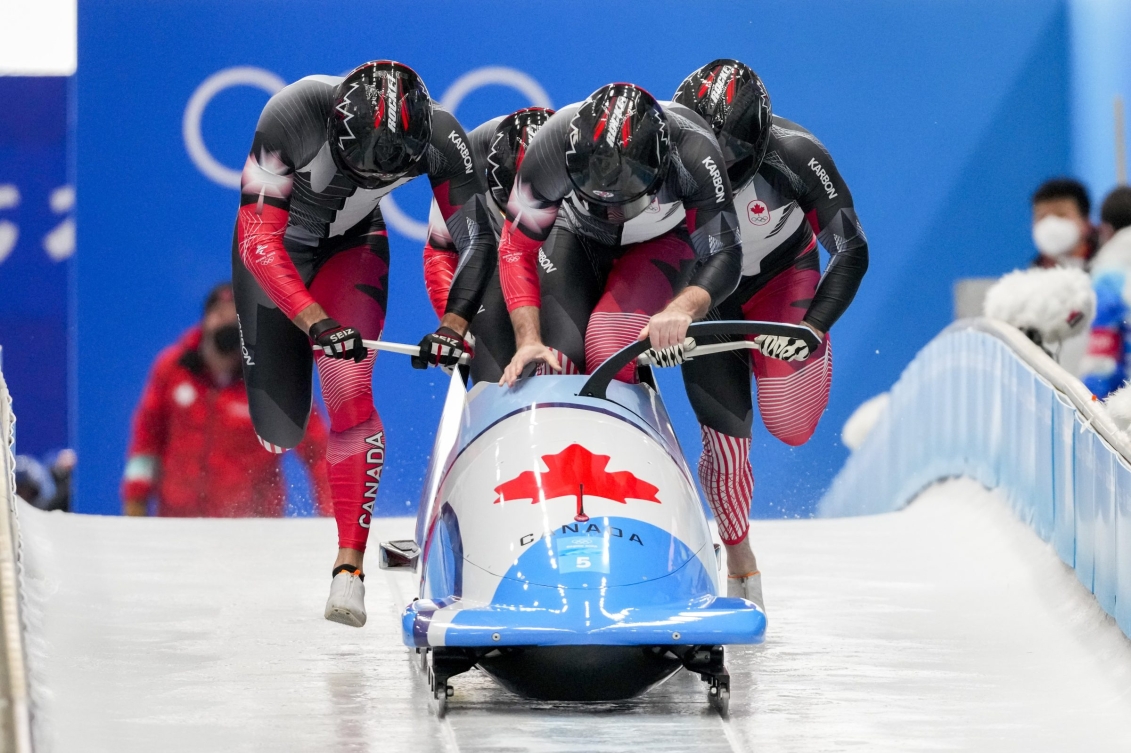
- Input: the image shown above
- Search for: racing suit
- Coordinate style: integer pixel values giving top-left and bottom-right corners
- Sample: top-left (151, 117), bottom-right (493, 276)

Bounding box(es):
top-left (232, 75), bottom-right (495, 551)
top-left (495, 102), bottom-right (743, 381)
top-left (681, 115), bottom-right (868, 543)
top-left (421, 116), bottom-right (515, 383)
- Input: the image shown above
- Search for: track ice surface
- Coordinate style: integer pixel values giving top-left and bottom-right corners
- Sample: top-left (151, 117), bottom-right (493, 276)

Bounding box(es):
top-left (18, 477), bottom-right (1131, 752)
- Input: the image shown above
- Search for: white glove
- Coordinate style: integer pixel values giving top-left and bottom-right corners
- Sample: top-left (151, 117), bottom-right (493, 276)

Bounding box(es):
top-left (753, 334), bottom-right (813, 362)
top-left (643, 337), bottom-right (696, 367)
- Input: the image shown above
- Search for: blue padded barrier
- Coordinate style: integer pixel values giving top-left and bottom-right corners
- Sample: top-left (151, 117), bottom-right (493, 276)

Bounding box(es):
top-left (1116, 459), bottom-right (1131, 636)
top-left (819, 319), bottom-right (1131, 640)
top-left (1075, 427), bottom-right (1097, 594)
top-left (1095, 446), bottom-right (1118, 616)
top-left (1052, 394), bottom-right (1077, 567)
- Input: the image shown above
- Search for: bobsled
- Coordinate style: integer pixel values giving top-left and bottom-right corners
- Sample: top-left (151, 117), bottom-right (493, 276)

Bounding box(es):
top-left (375, 320), bottom-right (819, 716)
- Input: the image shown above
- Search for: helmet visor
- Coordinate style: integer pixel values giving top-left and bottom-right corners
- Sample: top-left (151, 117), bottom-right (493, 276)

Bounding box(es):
top-left (331, 148), bottom-right (401, 189)
top-left (717, 130), bottom-right (757, 170)
top-left (571, 141), bottom-right (661, 205)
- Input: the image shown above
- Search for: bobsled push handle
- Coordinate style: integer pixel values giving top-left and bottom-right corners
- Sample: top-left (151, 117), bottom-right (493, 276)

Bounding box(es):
top-left (578, 320), bottom-right (820, 400)
top-left (311, 339), bottom-right (471, 365)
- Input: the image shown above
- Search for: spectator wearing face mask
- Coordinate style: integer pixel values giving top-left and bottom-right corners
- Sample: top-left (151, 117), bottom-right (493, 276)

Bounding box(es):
top-left (122, 283), bottom-right (333, 517)
top-left (1080, 187), bottom-right (1131, 397)
top-left (1031, 178), bottom-right (1097, 269)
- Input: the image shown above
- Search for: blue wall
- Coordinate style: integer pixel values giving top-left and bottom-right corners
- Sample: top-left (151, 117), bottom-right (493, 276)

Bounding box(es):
top-left (75, 0), bottom-right (1072, 516)
top-left (0, 76), bottom-right (72, 458)
top-left (1069, 0), bottom-right (1131, 203)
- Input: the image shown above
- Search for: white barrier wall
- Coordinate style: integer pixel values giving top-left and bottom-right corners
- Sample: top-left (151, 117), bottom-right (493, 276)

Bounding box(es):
top-left (819, 320), bottom-right (1131, 641)
top-left (0, 364), bottom-right (34, 750)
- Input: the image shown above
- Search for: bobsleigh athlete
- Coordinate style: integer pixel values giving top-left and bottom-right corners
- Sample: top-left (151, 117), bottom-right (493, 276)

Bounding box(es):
top-left (232, 61), bottom-right (496, 627)
top-left (422, 107), bottom-right (555, 383)
top-left (672, 60), bottom-right (869, 609)
top-left (494, 83), bottom-right (743, 386)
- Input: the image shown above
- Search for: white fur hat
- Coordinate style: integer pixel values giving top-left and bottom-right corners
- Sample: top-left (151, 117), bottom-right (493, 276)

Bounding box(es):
top-left (983, 267), bottom-right (1096, 344)
top-left (1104, 382), bottom-right (1131, 435)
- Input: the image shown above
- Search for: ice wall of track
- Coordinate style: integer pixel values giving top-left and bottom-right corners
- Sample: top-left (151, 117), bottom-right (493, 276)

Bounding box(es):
top-left (0, 361), bottom-right (35, 751)
top-left (819, 319), bottom-right (1131, 640)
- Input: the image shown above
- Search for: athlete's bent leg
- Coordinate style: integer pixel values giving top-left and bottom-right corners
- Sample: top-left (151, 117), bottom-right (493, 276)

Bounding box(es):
top-left (679, 295), bottom-right (762, 590)
top-left (699, 426), bottom-right (754, 545)
top-left (316, 354), bottom-right (383, 554)
top-left (584, 229), bottom-right (697, 381)
top-left (468, 270), bottom-right (515, 384)
top-left (232, 231), bottom-right (316, 451)
top-left (744, 248), bottom-right (832, 447)
top-left (537, 227), bottom-right (608, 375)
top-left (696, 248), bottom-right (832, 610)
top-left (308, 243), bottom-right (390, 574)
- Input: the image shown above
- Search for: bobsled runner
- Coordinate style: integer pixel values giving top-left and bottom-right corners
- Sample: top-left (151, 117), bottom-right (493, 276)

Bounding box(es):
top-left (374, 320), bottom-right (820, 716)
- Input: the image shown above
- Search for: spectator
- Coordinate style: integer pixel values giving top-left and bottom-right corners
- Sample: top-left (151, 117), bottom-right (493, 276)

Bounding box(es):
top-left (122, 283), bottom-right (332, 517)
top-left (1031, 178), bottom-right (1096, 269)
top-left (15, 449), bottom-right (75, 512)
top-left (1081, 187), bottom-right (1131, 397)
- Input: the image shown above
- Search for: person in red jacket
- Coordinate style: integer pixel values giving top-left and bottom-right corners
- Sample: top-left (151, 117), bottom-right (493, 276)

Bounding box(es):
top-left (122, 283), bottom-right (332, 517)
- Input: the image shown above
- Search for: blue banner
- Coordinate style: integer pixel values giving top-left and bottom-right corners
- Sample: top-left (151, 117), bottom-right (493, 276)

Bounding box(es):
top-left (0, 76), bottom-right (71, 458)
top-left (76, 0), bottom-right (1071, 516)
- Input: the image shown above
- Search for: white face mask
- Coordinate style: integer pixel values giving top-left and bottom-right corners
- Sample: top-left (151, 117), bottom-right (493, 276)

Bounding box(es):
top-left (1032, 215), bottom-right (1082, 258)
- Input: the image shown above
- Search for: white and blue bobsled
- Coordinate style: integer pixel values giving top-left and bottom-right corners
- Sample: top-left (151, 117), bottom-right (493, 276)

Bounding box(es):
top-left (377, 321), bottom-right (819, 715)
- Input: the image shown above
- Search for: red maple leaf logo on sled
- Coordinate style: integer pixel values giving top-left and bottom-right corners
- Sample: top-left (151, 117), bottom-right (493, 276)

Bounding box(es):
top-left (494, 444), bottom-right (660, 522)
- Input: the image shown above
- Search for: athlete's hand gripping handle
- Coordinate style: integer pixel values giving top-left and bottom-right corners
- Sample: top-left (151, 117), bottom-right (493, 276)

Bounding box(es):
top-left (310, 318), bottom-right (368, 362)
top-left (636, 286), bottom-right (711, 367)
top-left (753, 322), bottom-right (825, 362)
top-left (643, 337), bottom-right (697, 367)
top-left (412, 326), bottom-right (471, 370)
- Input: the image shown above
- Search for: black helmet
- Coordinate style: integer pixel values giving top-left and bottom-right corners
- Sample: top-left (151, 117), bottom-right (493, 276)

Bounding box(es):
top-left (565, 84), bottom-right (670, 223)
top-left (487, 107), bottom-right (555, 207)
top-left (328, 61), bottom-right (432, 188)
top-left (674, 59), bottom-right (771, 184)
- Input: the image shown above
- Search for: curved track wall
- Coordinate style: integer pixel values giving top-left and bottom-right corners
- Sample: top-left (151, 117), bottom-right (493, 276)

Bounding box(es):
top-left (0, 363), bottom-right (35, 751)
top-left (819, 319), bottom-right (1131, 640)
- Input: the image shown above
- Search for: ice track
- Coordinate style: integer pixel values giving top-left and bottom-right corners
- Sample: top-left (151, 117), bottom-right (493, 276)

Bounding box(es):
top-left (18, 477), bottom-right (1131, 753)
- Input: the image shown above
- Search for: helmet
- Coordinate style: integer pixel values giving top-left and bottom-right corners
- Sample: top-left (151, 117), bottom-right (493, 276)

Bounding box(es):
top-left (673, 59), bottom-right (772, 183)
top-left (487, 107), bottom-right (555, 207)
top-left (328, 61), bottom-right (432, 188)
top-left (565, 83), bottom-right (670, 223)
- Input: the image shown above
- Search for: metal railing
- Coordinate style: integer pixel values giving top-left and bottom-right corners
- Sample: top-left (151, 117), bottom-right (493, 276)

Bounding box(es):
top-left (819, 318), bottom-right (1131, 640)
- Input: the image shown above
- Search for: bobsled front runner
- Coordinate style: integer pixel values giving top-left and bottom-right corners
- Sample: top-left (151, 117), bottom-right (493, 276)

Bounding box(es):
top-left (389, 321), bottom-right (810, 705)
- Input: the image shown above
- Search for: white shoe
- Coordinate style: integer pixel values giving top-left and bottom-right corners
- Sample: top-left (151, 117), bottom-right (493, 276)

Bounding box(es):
top-left (727, 570), bottom-right (764, 613)
top-left (325, 567), bottom-right (367, 627)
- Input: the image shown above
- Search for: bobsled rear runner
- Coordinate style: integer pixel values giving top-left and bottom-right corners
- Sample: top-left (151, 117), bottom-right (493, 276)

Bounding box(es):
top-left (383, 322), bottom-right (815, 709)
